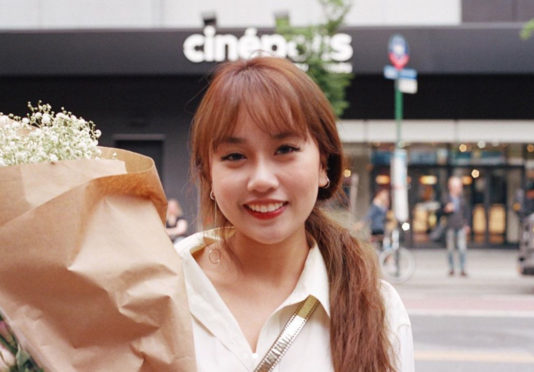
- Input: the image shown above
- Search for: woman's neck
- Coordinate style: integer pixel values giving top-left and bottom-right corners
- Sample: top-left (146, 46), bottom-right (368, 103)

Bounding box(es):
top-left (226, 229), bottom-right (310, 285)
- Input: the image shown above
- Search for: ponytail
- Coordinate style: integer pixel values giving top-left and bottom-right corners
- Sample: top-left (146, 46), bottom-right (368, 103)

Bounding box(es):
top-left (306, 208), bottom-right (395, 371)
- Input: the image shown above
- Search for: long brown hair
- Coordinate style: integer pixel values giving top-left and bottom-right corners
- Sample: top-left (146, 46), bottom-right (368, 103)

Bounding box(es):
top-left (190, 57), bottom-right (395, 371)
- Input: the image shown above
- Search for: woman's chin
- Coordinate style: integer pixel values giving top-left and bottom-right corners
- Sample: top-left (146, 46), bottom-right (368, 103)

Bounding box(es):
top-left (234, 226), bottom-right (306, 248)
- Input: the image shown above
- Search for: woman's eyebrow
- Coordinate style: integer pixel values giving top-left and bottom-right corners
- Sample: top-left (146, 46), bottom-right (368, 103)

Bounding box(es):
top-left (220, 132), bottom-right (299, 144)
top-left (272, 131), bottom-right (299, 140)
top-left (221, 136), bottom-right (246, 144)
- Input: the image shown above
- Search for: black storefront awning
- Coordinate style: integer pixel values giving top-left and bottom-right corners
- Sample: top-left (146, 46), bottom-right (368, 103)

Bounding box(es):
top-left (1, 25), bottom-right (534, 77)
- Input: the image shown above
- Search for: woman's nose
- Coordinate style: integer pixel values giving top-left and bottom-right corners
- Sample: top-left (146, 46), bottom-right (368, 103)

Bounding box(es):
top-left (247, 160), bottom-right (279, 193)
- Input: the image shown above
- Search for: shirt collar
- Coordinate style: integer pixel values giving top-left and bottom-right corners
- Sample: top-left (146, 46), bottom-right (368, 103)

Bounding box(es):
top-left (175, 229), bottom-right (331, 318)
top-left (279, 238), bottom-right (331, 317)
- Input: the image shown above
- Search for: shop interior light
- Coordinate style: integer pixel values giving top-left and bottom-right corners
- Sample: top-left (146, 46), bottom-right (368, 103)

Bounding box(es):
top-left (528, 144), bottom-right (534, 153)
top-left (459, 144), bottom-right (467, 152)
top-left (401, 222), bottom-right (410, 231)
top-left (471, 169), bottom-right (480, 178)
top-left (419, 175), bottom-right (437, 185)
top-left (462, 176), bottom-right (473, 185)
top-left (375, 175), bottom-right (390, 185)
top-left (477, 141), bottom-right (486, 149)
top-left (343, 169), bottom-right (352, 178)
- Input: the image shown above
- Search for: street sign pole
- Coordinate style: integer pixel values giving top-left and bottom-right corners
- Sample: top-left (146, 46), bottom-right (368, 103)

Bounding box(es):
top-left (387, 34), bottom-right (413, 224)
top-left (395, 79), bottom-right (403, 149)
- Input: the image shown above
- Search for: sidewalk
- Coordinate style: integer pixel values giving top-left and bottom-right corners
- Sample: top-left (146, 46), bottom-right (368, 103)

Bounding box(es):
top-left (392, 248), bottom-right (534, 316)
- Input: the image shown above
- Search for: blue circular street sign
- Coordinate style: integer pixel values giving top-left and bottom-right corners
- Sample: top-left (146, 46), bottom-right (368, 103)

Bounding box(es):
top-left (388, 34), bottom-right (409, 70)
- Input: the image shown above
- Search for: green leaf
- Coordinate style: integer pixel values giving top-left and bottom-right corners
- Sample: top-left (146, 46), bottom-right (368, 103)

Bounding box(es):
top-left (0, 334), bottom-right (17, 356)
top-left (521, 19), bottom-right (534, 40)
top-left (16, 345), bottom-right (31, 369)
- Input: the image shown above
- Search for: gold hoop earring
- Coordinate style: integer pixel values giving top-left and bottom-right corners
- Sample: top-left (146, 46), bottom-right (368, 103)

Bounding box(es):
top-left (321, 178), bottom-right (331, 189)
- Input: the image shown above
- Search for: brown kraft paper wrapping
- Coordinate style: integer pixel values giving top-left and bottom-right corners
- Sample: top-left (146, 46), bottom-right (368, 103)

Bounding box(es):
top-left (0, 147), bottom-right (196, 372)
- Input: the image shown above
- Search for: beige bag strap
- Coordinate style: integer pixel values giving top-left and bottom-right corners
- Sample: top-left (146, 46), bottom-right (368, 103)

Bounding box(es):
top-left (254, 295), bottom-right (319, 372)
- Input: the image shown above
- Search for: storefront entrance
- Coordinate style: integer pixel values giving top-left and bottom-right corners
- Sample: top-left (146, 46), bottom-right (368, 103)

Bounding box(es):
top-left (371, 164), bottom-right (523, 248)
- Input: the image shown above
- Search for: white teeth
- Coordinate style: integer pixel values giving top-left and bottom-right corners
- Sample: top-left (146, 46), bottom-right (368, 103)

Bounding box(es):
top-left (247, 202), bottom-right (284, 213)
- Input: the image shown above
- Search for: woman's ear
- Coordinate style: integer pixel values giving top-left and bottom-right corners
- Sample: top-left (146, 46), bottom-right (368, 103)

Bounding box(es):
top-left (319, 166), bottom-right (329, 188)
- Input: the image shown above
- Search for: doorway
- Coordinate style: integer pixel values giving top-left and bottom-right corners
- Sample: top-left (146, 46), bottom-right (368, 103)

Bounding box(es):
top-left (114, 135), bottom-right (165, 182)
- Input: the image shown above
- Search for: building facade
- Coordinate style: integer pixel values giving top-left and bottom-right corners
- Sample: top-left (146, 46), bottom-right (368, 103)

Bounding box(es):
top-left (2, 0), bottom-right (534, 246)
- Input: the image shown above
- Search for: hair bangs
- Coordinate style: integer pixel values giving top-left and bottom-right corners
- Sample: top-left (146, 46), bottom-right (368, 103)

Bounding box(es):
top-left (237, 69), bottom-right (309, 141)
top-left (209, 64), bottom-right (310, 153)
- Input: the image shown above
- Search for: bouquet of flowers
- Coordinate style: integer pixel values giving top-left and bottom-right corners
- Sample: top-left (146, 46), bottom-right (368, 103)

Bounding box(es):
top-left (0, 103), bottom-right (195, 372)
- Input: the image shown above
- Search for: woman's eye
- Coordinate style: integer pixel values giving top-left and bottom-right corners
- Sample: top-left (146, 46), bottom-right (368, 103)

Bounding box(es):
top-left (276, 145), bottom-right (300, 155)
top-left (221, 153), bottom-right (245, 161)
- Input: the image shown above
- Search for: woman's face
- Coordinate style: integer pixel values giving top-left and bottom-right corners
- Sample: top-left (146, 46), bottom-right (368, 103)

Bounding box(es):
top-left (210, 112), bottom-right (328, 246)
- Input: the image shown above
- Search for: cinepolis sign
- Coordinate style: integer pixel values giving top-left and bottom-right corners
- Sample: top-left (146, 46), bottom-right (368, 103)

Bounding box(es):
top-left (183, 26), bottom-right (353, 73)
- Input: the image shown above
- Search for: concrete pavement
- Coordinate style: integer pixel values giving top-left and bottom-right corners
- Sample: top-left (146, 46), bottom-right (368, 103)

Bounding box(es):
top-left (391, 248), bottom-right (534, 371)
top-left (392, 248), bottom-right (534, 316)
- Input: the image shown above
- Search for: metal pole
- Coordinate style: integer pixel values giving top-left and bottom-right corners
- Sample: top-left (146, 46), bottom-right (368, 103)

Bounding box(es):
top-left (395, 79), bottom-right (403, 148)
top-left (393, 78), bottom-right (404, 245)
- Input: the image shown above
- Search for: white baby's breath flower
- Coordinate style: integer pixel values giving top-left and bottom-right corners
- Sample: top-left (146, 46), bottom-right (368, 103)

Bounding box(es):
top-left (0, 102), bottom-right (103, 167)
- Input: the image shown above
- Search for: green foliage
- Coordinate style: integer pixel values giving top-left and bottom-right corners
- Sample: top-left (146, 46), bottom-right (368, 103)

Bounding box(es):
top-left (276, 0), bottom-right (354, 117)
top-left (521, 20), bottom-right (534, 40)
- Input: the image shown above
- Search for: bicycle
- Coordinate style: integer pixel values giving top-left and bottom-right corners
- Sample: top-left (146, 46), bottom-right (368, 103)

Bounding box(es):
top-left (373, 228), bottom-right (416, 284)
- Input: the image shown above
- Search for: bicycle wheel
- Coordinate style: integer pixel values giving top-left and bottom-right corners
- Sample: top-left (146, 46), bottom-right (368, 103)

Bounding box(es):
top-left (379, 247), bottom-right (416, 284)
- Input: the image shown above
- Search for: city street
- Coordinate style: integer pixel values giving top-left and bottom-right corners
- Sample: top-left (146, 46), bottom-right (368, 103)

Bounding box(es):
top-left (392, 249), bottom-right (534, 371)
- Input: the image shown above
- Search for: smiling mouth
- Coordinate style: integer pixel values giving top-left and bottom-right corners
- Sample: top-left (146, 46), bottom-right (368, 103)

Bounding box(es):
top-left (245, 202), bottom-right (287, 213)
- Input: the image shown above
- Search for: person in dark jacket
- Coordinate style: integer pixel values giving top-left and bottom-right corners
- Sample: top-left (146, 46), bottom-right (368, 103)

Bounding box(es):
top-left (442, 176), bottom-right (470, 277)
top-left (363, 189), bottom-right (390, 236)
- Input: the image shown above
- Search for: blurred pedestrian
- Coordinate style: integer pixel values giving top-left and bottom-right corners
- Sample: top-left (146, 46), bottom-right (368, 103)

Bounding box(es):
top-left (166, 198), bottom-right (188, 244)
top-left (363, 189), bottom-right (390, 236)
top-left (354, 189), bottom-right (390, 249)
top-left (442, 176), bottom-right (470, 277)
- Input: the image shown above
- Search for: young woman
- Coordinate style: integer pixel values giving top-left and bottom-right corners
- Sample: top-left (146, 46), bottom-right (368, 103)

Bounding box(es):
top-left (176, 56), bottom-right (414, 371)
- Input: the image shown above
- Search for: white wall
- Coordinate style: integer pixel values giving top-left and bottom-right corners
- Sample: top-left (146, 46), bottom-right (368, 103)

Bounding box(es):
top-left (338, 120), bottom-right (534, 144)
top-left (0, 0), bottom-right (461, 30)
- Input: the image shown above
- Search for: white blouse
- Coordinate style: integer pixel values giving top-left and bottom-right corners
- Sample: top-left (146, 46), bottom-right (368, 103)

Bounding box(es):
top-left (176, 231), bottom-right (414, 372)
